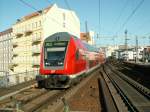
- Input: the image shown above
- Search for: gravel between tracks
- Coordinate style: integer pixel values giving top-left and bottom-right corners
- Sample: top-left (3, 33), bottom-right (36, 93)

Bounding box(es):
top-left (68, 71), bottom-right (101, 112)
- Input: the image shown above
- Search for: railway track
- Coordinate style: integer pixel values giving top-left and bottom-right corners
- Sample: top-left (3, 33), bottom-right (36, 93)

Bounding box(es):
top-left (113, 62), bottom-right (150, 89)
top-left (0, 85), bottom-right (63, 112)
top-left (99, 64), bottom-right (150, 112)
top-left (0, 66), bottom-right (100, 112)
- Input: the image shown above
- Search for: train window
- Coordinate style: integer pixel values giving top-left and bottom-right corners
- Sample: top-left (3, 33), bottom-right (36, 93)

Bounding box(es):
top-left (44, 47), bottom-right (66, 66)
top-left (44, 41), bottom-right (68, 67)
top-left (76, 49), bottom-right (79, 60)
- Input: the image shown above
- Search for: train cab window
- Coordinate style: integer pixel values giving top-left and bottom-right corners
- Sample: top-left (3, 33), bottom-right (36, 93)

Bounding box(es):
top-left (76, 49), bottom-right (79, 60)
top-left (44, 41), bottom-right (68, 67)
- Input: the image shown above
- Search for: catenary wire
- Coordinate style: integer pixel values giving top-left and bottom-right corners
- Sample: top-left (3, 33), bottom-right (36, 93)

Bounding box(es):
top-left (116, 0), bottom-right (145, 34)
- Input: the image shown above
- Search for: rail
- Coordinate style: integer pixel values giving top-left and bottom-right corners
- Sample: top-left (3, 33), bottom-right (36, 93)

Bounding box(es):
top-left (0, 65), bottom-right (100, 112)
top-left (108, 64), bottom-right (150, 99)
top-left (103, 64), bottom-right (150, 112)
top-left (98, 67), bottom-right (128, 112)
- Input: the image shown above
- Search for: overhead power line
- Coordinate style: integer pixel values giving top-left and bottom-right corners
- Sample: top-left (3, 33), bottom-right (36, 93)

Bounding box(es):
top-left (19, 0), bottom-right (40, 13)
top-left (116, 0), bottom-right (145, 34)
top-left (45, 0), bottom-right (52, 4)
top-left (64, 0), bottom-right (79, 29)
top-left (18, 0), bottom-right (79, 36)
top-left (112, 0), bottom-right (129, 33)
top-left (98, 0), bottom-right (100, 35)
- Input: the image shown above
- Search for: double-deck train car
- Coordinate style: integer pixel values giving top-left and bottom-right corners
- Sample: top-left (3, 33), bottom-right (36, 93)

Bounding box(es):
top-left (36, 32), bottom-right (105, 88)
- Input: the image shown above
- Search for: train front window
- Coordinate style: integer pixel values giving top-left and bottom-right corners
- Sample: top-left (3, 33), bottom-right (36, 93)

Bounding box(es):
top-left (44, 41), bottom-right (68, 67)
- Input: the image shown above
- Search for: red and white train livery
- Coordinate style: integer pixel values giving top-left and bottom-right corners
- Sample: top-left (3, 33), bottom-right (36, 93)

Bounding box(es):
top-left (36, 32), bottom-right (105, 88)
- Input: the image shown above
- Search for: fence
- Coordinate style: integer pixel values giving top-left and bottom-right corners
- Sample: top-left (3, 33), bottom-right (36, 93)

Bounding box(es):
top-left (0, 70), bottom-right (39, 88)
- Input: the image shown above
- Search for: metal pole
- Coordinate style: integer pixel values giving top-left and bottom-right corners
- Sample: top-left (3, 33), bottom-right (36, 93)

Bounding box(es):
top-left (149, 36), bottom-right (150, 45)
top-left (125, 30), bottom-right (128, 61)
top-left (2, 38), bottom-right (4, 76)
top-left (142, 37), bottom-right (146, 63)
top-left (135, 36), bottom-right (138, 63)
top-left (7, 37), bottom-right (9, 75)
top-left (85, 21), bottom-right (89, 42)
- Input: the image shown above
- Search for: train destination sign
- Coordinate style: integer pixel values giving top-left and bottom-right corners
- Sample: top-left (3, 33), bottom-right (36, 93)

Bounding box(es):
top-left (45, 41), bottom-right (68, 47)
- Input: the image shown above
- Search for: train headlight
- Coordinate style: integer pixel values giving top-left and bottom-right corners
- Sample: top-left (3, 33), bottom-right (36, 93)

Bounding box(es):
top-left (45, 62), bottom-right (51, 66)
top-left (58, 61), bottom-right (63, 66)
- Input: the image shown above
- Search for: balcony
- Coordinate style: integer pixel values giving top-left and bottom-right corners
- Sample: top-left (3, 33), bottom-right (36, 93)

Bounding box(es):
top-left (13, 53), bottom-right (18, 57)
top-left (10, 60), bottom-right (18, 67)
top-left (13, 50), bottom-right (19, 57)
top-left (13, 48), bottom-right (23, 56)
top-left (9, 64), bottom-right (14, 69)
top-left (32, 61), bottom-right (40, 66)
top-left (32, 36), bottom-right (41, 44)
top-left (12, 39), bottom-right (18, 48)
top-left (16, 32), bottom-right (23, 38)
top-left (32, 58), bottom-right (40, 67)
top-left (11, 63), bottom-right (18, 67)
top-left (25, 30), bottom-right (32, 36)
top-left (9, 64), bottom-right (16, 69)
top-left (32, 48), bottom-right (40, 55)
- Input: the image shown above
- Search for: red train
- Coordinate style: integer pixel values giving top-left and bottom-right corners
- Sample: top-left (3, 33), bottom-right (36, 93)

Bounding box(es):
top-left (36, 32), bottom-right (105, 88)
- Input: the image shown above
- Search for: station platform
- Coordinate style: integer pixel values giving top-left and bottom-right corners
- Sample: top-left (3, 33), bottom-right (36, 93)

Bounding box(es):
top-left (0, 80), bottom-right (35, 97)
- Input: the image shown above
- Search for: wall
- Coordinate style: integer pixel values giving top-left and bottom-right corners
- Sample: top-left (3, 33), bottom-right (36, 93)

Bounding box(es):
top-left (43, 4), bottom-right (80, 39)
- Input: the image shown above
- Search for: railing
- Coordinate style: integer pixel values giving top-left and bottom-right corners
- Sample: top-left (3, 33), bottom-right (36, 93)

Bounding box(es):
top-left (0, 70), bottom-right (39, 88)
top-left (32, 45), bottom-right (41, 55)
top-left (25, 29), bottom-right (32, 36)
top-left (32, 48), bottom-right (40, 54)
top-left (13, 48), bottom-right (22, 54)
top-left (32, 59), bottom-right (40, 66)
top-left (15, 32), bottom-right (23, 38)
top-left (12, 39), bottom-right (18, 47)
top-left (32, 36), bottom-right (41, 43)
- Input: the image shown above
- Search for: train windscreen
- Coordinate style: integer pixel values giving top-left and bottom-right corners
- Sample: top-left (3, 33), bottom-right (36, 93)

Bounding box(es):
top-left (44, 41), bottom-right (68, 67)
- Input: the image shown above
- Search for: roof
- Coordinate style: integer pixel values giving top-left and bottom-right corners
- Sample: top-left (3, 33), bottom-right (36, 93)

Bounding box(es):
top-left (45, 32), bottom-right (75, 42)
top-left (0, 28), bottom-right (12, 36)
top-left (16, 6), bottom-right (52, 23)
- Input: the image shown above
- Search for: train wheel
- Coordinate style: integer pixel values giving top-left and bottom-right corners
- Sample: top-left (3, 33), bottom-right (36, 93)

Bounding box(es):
top-left (38, 80), bottom-right (45, 88)
top-left (45, 79), bottom-right (52, 88)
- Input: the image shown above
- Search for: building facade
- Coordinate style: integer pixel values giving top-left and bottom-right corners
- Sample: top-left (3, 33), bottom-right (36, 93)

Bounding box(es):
top-left (43, 4), bottom-right (80, 38)
top-left (0, 28), bottom-right (13, 76)
top-left (0, 28), bottom-right (14, 87)
top-left (11, 4), bottom-right (80, 83)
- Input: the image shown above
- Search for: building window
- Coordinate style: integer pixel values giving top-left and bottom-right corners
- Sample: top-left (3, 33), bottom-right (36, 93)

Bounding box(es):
top-left (28, 24), bottom-right (31, 30)
top-left (32, 23), bottom-right (34, 29)
top-left (62, 13), bottom-right (66, 28)
top-left (35, 22), bottom-right (38, 28)
top-left (63, 13), bottom-right (66, 21)
top-left (36, 33), bottom-right (38, 38)
top-left (39, 20), bottom-right (41, 27)
top-left (39, 32), bottom-right (41, 38)
top-left (63, 22), bottom-right (66, 28)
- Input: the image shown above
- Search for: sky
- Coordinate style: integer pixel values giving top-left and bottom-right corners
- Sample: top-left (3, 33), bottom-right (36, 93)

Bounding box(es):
top-left (0, 0), bottom-right (150, 46)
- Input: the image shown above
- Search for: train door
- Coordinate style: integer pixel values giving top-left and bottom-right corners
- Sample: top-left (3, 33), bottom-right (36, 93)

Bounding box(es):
top-left (85, 51), bottom-right (89, 71)
top-left (75, 49), bottom-right (80, 72)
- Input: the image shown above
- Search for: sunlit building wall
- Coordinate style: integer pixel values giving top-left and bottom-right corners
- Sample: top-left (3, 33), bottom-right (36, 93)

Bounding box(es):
top-left (11, 4), bottom-right (80, 83)
top-left (0, 28), bottom-right (13, 76)
top-left (43, 4), bottom-right (80, 38)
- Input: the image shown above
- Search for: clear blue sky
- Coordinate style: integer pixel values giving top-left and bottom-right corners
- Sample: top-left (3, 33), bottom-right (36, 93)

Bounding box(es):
top-left (0, 0), bottom-right (150, 46)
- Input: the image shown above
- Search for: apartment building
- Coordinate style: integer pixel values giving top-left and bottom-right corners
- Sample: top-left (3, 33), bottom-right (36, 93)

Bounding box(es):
top-left (0, 28), bottom-right (13, 76)
top-left (12, 4), bottom-right (80, 83)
